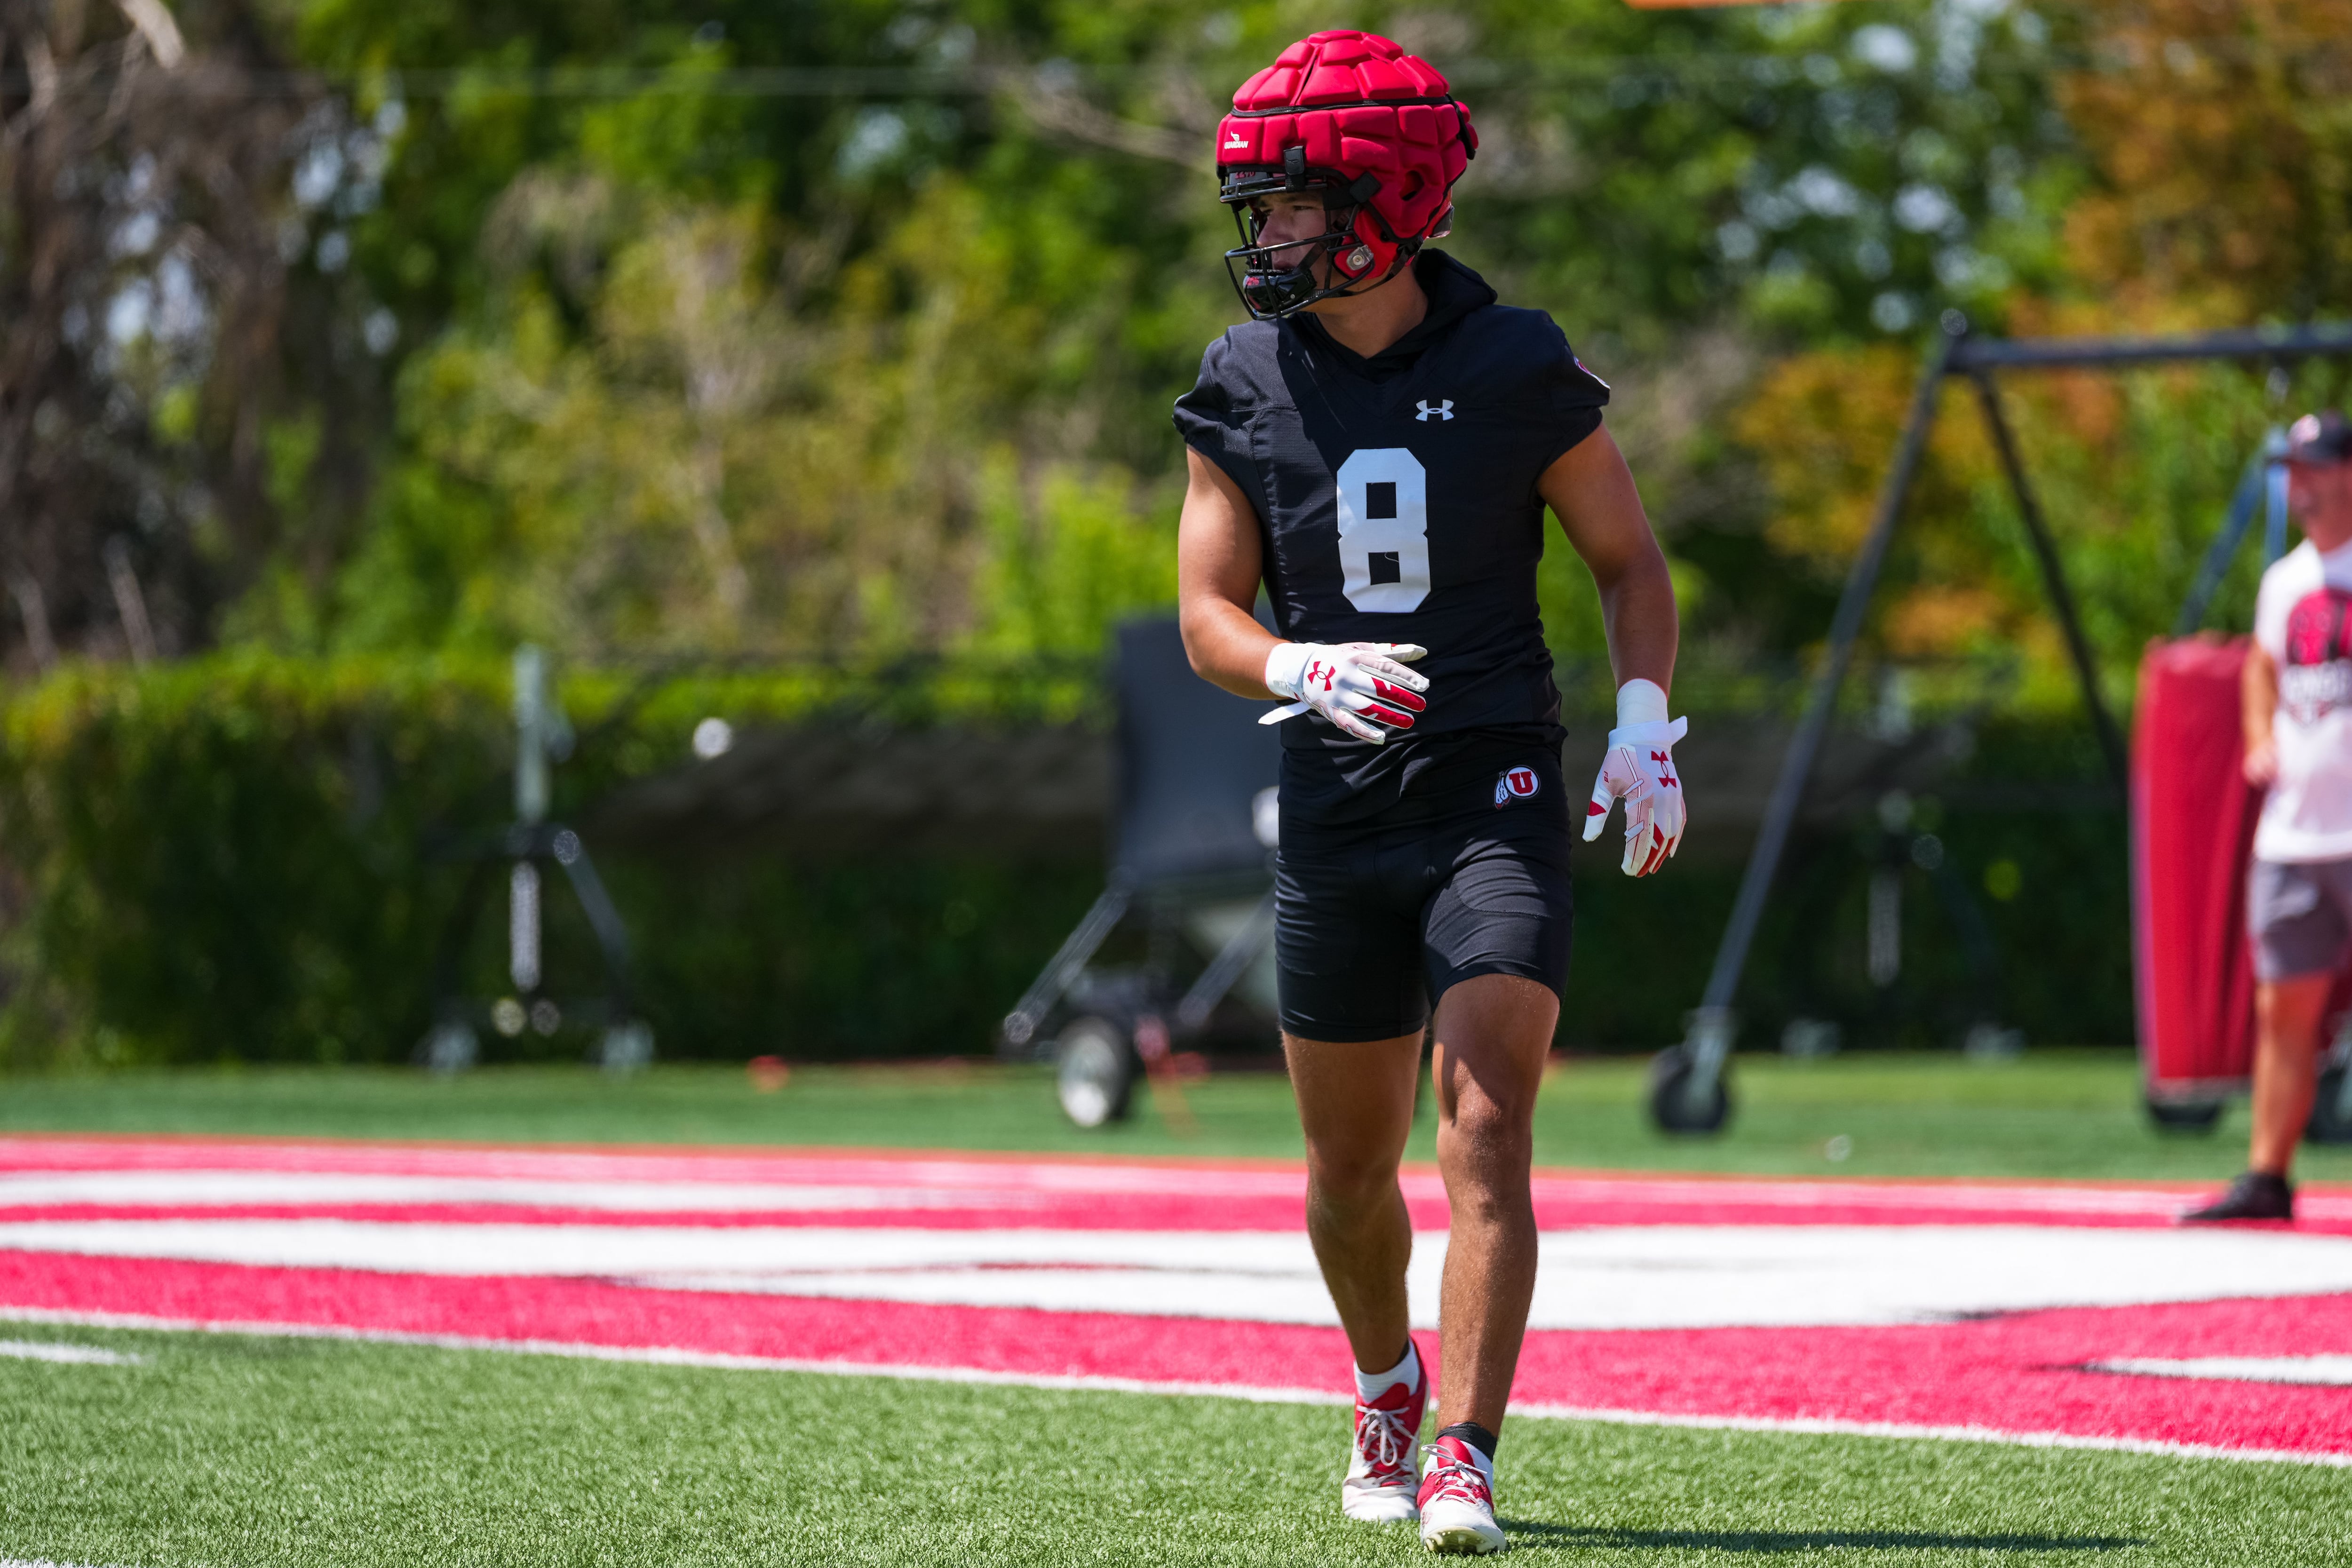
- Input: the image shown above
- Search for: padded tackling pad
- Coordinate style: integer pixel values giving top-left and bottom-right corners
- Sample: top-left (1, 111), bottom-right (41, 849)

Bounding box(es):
top-left (2131, 637), bottom-right (2262, 1099)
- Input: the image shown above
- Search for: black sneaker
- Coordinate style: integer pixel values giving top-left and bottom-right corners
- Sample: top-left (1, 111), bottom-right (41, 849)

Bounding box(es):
top-left (2180, 1171), bottom-right (2295, 1223)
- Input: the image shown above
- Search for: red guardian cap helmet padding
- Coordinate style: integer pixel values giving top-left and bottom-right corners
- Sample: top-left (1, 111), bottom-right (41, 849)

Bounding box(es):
top-left (1216, 30), bottom-right (1477, 320)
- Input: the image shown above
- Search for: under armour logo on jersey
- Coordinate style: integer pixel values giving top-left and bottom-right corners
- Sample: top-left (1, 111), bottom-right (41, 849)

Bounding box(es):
top-left (1415, 399), bottom-right (1454, 422)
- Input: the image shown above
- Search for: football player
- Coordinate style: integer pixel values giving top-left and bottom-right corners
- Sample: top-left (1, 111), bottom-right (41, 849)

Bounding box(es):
top-left (1174, 30), bottom-right (1685, 1555)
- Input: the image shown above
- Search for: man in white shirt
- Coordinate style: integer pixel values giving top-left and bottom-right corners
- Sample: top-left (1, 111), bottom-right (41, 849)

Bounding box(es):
top-left (2187, 410), bottom-right (2352, 1222)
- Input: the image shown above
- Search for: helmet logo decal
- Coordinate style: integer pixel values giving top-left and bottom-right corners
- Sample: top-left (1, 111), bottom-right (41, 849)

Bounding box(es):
top-left (1346, 244), bottom-right (1374, 271)
top-left (1415, 399), bottom-right (1454, 422)
top-left (1224, 133), bottom-right (1249, 150)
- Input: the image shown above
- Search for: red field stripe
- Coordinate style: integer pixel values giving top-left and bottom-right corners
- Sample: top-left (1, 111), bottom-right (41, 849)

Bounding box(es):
top-left (2, 1249), bottom-right (2346, 1462)
top-left (0, 1249), bottom-right (1354, 1390)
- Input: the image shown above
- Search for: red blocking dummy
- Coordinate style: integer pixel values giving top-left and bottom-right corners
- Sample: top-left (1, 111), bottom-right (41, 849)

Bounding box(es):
top-left (2131, 637), bottom-right (2263, 1100)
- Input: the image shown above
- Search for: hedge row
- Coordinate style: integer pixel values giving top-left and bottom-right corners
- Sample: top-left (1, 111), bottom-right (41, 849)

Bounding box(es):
top-left (0, 653), bottom-right (1100, 1069)
top-left (0, 653), bottom-right (2132, 1069)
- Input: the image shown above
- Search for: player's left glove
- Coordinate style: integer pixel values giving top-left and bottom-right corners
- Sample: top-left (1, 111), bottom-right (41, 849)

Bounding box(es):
top-left (1583, 678), bottom-right (1687, 877)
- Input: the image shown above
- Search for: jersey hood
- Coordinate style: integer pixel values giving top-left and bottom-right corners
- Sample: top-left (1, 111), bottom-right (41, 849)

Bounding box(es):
top-left (1290, 251), bottom-right (1498, 376)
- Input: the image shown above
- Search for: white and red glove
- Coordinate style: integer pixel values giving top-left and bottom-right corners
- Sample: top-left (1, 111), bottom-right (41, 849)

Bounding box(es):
top-left (1259, 641), bottom-right (1429, 745)
top-left (1583, 678), bottom-right (1687, 877)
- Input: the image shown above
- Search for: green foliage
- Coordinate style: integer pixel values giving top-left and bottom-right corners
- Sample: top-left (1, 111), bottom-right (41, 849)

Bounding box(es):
top-left (236, 0), bottom-right (2086, 667)
top-left (965, 452), bottom-right (1179, 660)
top-left (0, 653), bottom-right (1098, 1070)
top-left (17, 0), bottom-right (2344, 1069)
top-left (0, 649), bottom-right (2137, 1068)
top-left (0, 654), bottom-right (508, 1068)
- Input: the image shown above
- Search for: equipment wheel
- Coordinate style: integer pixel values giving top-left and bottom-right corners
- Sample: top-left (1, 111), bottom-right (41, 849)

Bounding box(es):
top-left (1056, 1015), bottom-right (1138, 1129)
top-left (2308, 1067), bottom-right (2352, 1146)
top-left (1648, 1046), bottom-right (1731, 1135)
top-left (2146, 1096), bottom-right (2224, 1134)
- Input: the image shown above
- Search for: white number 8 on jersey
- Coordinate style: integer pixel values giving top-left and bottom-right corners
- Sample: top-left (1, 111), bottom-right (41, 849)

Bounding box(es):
top-left (1335, 448), bottom-right (1431, 613)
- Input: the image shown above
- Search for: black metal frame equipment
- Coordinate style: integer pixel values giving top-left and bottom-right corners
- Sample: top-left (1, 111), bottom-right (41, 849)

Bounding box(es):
top-left (420, 645), bottom-right (651, 1076)
top-left (1655, 314), bottom-right (2352, 1134)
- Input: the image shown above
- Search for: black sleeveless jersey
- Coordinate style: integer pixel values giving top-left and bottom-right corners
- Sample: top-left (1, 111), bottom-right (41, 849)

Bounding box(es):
top-left (1173, 251), bottom-right (1610, 822)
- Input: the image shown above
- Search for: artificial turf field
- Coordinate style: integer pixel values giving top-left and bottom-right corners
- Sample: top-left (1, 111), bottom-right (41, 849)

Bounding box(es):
top-left (8, 1050), bottom-right (2352, 1182)
top-left (3, 1054), bottom-right (2349, 1566)
top-left (3, 1319), bottom-right (2347, 1568)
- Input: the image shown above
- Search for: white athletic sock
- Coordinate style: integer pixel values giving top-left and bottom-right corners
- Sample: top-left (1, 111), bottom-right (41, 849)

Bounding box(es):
top-left (1354, 1339), bottom-right (1419, 1403)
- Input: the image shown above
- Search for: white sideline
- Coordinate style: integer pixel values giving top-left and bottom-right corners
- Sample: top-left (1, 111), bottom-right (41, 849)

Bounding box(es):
top-left (0, 1338), bottom-right (141, 1366)
top-left (2086, 1355), bottom-right (2352, 1387)
top-left (0, 1305), bottom-right (1347, 1408)
top-left (1506, 1401), bottom-right (2352, 1470)
top-left (5, 1304), bottom-right (2347, 1470)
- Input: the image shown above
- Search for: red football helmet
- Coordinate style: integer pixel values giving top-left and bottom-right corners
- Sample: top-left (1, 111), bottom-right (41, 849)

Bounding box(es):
top-left (1216, 30), bottom-right (1477, 320)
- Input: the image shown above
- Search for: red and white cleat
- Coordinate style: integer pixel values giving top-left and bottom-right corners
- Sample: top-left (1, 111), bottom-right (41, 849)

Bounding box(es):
top-left (1340, 1361), bottom-right (1427, 1523)
top-left (1416, 1435), bottom-right (1505, 1554)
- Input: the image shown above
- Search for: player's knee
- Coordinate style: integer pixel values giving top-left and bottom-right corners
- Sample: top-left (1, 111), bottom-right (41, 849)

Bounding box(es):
top-left (1442, 1069), bottom-right (1539, 1135)
top-left (1445, 1091), bottom-right (1534, 1159)
top-left (1306, 1150), bottom-right (1401, 1216)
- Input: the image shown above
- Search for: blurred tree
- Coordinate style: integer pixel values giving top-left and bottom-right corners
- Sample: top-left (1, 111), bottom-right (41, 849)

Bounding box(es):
top-left (1724, 0), bottom-right (2352, 703)
top-left (10, 0), bottom-right (2338, 682)
top-left (2058, 0), bottom-right (2352, 326)
top-left (0, 0), bottom-right (379, 668)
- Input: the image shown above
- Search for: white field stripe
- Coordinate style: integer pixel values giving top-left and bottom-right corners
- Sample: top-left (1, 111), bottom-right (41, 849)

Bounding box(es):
top-left (0, 1561), bottom-right (125, 1568)
top-left (0, 1338), bottom-right (142, 1365)
top-left (0, 1170), bottom-right (1023, 1213)
top-left (0, 1305), bottom-right (1344, 1407)
top-left (3, 1305), bottom-right (2344, 1471)
top-left (1506, 1401), bottom-right (2352, 1470)
top-left (8, 1220), bottom-right (2352, 1330)
top-left (10, 1139), bottom-right (2349, 1225)
top-left (2087, 1355), bottom-right (2352, 1387)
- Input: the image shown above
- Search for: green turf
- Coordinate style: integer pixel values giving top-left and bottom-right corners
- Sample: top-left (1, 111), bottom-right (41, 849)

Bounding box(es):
top-left (0, 1321), bottom-right (2340, 1567)
top-left (3, 1052), bottom-right (2348, 1183)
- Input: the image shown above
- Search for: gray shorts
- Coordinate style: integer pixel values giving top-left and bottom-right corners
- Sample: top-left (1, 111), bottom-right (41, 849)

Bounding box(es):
top-left (2249, 857), bottom-right (2352, 981)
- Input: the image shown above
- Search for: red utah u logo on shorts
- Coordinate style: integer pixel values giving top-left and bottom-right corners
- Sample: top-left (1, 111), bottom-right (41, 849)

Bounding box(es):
top-left (1494, 766), bottom-right (1540, 807)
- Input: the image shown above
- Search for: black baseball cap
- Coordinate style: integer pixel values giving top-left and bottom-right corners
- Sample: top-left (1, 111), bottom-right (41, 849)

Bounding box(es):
top-left (2285, 410), bottom-right (2352, 466)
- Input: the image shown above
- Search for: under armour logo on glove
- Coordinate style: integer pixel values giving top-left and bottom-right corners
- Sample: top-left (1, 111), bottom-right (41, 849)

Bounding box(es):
top-left (1415, 399), bottom-right (1454, 422)
top-left (1261, 641), bottom-right (1430, 745)
top-left (1584, 711), bottom-right (1688, 877)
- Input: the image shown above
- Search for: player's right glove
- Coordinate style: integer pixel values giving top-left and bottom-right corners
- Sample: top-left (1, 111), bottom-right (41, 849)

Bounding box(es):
top-left (1583, 677), bottom-right (1687, 877)
top-left (1259, 641), bottom-right (1429, 745)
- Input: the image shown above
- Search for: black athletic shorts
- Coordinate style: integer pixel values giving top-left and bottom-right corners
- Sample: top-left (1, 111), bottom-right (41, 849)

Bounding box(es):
top-left (1273, 741), bottom-right (1574, 1043)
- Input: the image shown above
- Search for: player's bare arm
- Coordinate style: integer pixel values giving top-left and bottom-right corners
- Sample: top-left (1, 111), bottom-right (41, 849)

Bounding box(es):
top-left (1538, 426), bottom-right (1677, 695)
top-left (1176, 449), bottom-right (1279, 699)
top-left (2244, 637), bottom-right (2280, 787)
top-left (1542, 429), bottom-right (1688, 876)
top-left (1179, 448), bottom-right (1432, 747)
